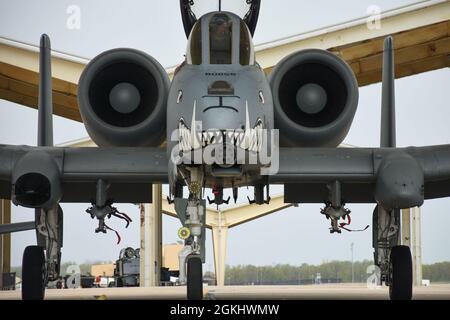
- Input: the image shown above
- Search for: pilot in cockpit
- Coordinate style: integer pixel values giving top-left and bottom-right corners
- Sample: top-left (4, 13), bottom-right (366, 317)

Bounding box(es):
top-left (209, 14), bottom-right (232, 64)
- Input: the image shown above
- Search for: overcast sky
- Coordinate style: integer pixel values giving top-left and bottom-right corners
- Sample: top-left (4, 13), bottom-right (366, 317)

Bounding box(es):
top-left (1, 0), bottom-right (449, 270)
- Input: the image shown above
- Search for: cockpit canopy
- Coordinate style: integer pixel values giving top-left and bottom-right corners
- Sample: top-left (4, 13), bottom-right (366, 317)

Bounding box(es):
top-left (186, 12), bottom-right (255, 66)
top-left (188, 0), bottom-right (252, 18)
top-left (180, 0), bottom-right (260, 37)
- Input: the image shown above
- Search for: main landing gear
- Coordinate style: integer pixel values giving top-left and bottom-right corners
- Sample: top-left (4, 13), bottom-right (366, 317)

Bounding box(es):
top-left (373, 205), bottom-right (413, 300)
top-left (389, 245), bottom-right (413, 300)
top-left (22, 246), bottom-right (46, 300)
top-left (22, 205), bottom-right (63, 300)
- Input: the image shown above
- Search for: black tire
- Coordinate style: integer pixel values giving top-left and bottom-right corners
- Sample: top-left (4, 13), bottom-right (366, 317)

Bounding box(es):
top-left (187, 255), bottom-right (203, 300)
top-left (389, 245), bottom-right (413, 300)
top-left (22, 246), bottom-right (46, 300)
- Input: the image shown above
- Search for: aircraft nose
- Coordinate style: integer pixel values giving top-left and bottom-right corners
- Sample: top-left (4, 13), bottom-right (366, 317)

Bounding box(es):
top-left (202, 107), bottom-right (244, 129)
top-left (178, 101), bottom-right (263, 152)
top-left (199, 95), bottom-right (246, 130)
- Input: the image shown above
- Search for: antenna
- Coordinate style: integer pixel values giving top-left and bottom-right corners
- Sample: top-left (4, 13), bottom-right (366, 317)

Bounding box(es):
top-left (380, 36), bottom-right (396, 148)
top-left (37, 34), bottom-right (54, 147)
top-left (219, 0), bottom-right (222, 11)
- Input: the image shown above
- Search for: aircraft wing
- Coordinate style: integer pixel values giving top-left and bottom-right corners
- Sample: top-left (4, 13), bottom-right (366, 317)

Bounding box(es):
top-left (271, 145), bottom-right (450, 206)
top-left (0, 145), bottom-right (168, 204)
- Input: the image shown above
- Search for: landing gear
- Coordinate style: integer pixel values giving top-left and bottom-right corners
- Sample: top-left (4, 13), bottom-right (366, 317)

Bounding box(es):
top-left (36, 205), bottom-right (63, 282)
top-left (187, 255), bottom-right (203, 300)
top-left (373, 205), bottom-right (413, 300)
top-left (389, 245), bottom-right (413, 300)
top-left (22, 205), bottom-right (64, 300)
top-left (22, 246), bottom-right (46, 300)
top-left (175, 167), bottom-right (205, 300)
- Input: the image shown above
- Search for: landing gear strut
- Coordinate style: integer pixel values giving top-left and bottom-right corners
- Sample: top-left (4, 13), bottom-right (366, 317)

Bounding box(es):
top-left (373, 205), bottom-right (413, 300)
top-left (176, 167), bottom-right (205, 300)
top-left (22, 205), bottom-right (63, 300)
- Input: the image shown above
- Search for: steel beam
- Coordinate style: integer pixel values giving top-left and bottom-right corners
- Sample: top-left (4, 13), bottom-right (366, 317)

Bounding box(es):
top-left (0, 221), bottom-right (35, 235)
top-left (216, 196), bottom-right (292, 228)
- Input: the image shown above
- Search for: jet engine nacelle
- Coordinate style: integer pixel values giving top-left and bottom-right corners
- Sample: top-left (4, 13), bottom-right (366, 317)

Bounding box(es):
top-left (78, 48), bottom-right (170, 147)
top-left (12, 151), bottom-right (61, 209)
top-left (270, 49), bottom-right (359, 147)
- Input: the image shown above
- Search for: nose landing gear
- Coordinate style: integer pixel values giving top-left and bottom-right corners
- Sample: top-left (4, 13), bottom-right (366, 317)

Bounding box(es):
top-left (175, 167), bottom-right (206, 300)
top-left (187, 255), bottom-right (203, 300)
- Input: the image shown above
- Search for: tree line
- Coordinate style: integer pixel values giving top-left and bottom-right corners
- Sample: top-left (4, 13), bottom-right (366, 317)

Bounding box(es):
top-left (11, 260), bottom-right (450, 284)
top-left (220, 261), bottom-right (450, 285)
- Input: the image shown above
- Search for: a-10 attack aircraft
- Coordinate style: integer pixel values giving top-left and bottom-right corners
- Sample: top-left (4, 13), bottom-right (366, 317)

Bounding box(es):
top-left (0, 0), bottom-right (449, 300)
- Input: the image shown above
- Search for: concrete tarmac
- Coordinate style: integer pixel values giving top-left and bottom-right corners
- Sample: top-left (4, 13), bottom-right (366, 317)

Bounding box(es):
top-left (0, 283), bottom-right (449, 300)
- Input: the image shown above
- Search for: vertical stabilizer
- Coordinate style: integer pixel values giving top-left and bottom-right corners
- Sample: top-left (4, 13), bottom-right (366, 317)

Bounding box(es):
top-left (37, 34), bottom-right (53, 147)
top-left (380, 36), bottom-right (396, 148)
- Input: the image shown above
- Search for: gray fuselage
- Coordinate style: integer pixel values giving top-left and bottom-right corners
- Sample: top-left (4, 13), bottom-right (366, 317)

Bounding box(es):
top-left (167, 12), bottom-right (274, 189)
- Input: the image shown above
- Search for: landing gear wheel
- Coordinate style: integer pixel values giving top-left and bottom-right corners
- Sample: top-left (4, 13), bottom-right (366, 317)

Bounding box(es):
top-left (22, 246), bottom-right (46, 300)
top-left (178, 227), bottom-right (191, 240)
top-left (187, 255), bottom-right (203, 300)
top-left (389, 245), bottom-right (413, 300)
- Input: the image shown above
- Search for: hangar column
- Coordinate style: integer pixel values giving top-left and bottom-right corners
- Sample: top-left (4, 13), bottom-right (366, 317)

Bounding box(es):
top-left (0, 200), bottom-right (11, 288)
top-left (401, 209), bottom-right (411, 247)
top-left (140, 185), bottom-right (163, 287)
top-left (212, 214), bottom-right (228, 287)
top-left (209, 196), bottom-right (292, 286)
top-left (411, 207), bottom-right (423, 286)
top-left (401, 207), bottom-right (423, 286)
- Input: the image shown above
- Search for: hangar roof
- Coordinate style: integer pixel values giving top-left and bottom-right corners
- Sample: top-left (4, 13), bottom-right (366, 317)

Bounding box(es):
top-left (0, 0), bottom-right (448, 122)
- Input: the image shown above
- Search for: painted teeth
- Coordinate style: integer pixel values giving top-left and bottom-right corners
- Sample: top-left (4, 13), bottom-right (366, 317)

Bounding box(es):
top-left (179, 126), bottom-right (264, 152)
top-left (190, 101), bottom-right (201, 150)
top-left (177, 101), bottom-right (264, 153)
top-left (179, 128), bottom-right (264, 151)
top-left (178, 120), bottom-right (191, 151)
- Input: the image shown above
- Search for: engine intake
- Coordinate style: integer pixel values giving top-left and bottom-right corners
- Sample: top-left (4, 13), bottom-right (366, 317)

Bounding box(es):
top-left (78, 48), bottom-right (170, 147)
top-left (270, 49), bottom-right (359, 147)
